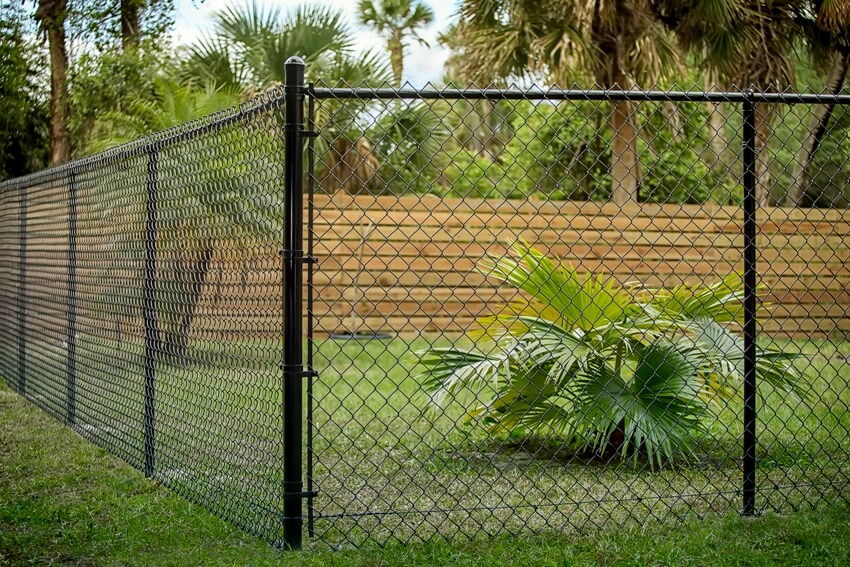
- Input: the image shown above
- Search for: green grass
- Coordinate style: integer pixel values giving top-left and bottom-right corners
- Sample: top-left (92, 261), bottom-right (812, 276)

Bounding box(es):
top-left (2, 334), bottom-right (849, 546)
top-left (3, 382), bottom-right (850, 566)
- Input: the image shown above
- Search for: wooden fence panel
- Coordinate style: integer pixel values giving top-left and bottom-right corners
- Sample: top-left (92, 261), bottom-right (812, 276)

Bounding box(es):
top-left (38, 195), bottom-right (850, 341)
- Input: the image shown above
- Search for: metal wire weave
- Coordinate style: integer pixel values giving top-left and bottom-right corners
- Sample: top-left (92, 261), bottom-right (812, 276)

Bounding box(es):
top-left (1, 68), bottom-right (849, 550)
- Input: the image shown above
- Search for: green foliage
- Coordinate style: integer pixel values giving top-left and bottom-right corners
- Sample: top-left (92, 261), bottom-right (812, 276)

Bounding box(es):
top-left (807, 108), bottom-right (850, 208)
top-left (70, 41), bottom-right (178, 155)
top-left (369, 101), bottom-right (450, 194)
top-left (180, 2), bottom-right (390, 91)
top-left (0, 10), bottom-right (49, 180)
top-left (419, 241), bottom-right (809, 466)
top-left (65, 0), bottom-right (176, 51)
top-left (433, 149), bottom-right (523, 198)
top-left (502, 100), bottom-right (610, 201)
top-left (87, 77), bottom-right (241, 150)
top-left (85, 77), bottom-right (277, 365)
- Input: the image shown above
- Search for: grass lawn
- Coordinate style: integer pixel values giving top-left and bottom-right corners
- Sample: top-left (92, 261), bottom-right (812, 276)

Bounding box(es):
top-left (2, 334), bottom-right (849, 548)
top-left (310, 336), bottom-right (850, 544)
top-left (2, 381), bottom-right (850, 566)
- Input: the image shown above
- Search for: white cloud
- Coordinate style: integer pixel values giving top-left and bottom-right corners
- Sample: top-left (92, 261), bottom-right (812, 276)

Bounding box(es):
top-left (172, 0), bottom-right (457, 86)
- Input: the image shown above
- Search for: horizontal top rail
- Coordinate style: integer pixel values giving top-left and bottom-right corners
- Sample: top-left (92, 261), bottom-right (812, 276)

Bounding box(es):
top-left (310, 86), bottom-right (850, 104)
top-left (6, 85), bottom-right (850, 192)
top-left (0, 89), bottom-right (285, 192)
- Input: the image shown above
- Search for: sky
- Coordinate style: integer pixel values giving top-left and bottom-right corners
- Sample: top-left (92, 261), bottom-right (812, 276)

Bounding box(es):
top-left (172, 0), bottom-right (457, 86)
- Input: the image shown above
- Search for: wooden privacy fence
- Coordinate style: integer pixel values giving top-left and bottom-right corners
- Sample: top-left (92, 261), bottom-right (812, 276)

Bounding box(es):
top-left (307, 195), bottom-right (850, 339)
top-left (25, 194), bottom-right (848, 342)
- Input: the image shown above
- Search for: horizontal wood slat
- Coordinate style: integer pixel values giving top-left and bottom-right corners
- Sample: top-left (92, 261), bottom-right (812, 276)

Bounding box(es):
top-left (308, 197), bottom-right (850, 339)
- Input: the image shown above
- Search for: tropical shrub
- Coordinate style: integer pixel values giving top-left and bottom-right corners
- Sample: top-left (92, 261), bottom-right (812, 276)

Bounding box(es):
top-left (418, 241), bottom-right (809, 466)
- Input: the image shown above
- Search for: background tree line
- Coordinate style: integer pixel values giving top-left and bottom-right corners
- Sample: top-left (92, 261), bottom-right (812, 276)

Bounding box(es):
top-left (2, 0), bottom-right (849, 207)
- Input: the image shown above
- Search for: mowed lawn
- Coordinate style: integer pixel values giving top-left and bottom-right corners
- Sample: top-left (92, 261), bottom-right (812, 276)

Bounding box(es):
top-left (2, 379), bottom-right (850, 566)
top-left (1, 335), bottom-right (849, 556)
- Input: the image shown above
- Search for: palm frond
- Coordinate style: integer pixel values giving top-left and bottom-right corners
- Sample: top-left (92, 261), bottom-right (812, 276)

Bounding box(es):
top-left (478, 240), bottom-right (632, 332)
top-left (574, 342), bottom-right (708, 466)
top-left (641, 272), bottom-right (747, 324)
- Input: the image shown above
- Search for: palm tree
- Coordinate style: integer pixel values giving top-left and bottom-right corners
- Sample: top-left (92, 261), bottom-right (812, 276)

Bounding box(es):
top-left (89, 78), bottom-right (278, 364)
top-left (784, 2), bottom-right (850, 206)
top-left (661, 0), bottom-right (823, 206)
top-left (419, 242), bottom-right (808, 466)
top-left (436, 23), bottom-right (513, 159)
top-left (357, 0), bottom-right (435, 86)
top-left (454, 0), bottom-right (681, 205)
top-left (181, 2), bottom-right (393, 194)
top-left (34, 0), bottom-right (71, 165)
top-left (181, 2), bottom-right (388, 90)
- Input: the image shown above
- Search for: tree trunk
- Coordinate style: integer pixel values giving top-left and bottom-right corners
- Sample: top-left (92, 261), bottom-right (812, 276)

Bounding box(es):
top-left (121, 0), bottom-right (143, 50)
top-left (707, 102), bottom-right (728, 172)
top-left (754, 103), bottom-right (774, 207)
top-left (389, 33), bottom-right (403, 86)
top-left (162, 244), bottom-right (213, 366)
top-left (604, 418), bottom-right (627, 458)
top-left (609, 99), bottom-right (640, 206)
top-left (36, 0), bottom-right (71, 165)
top-left (784, 50), bottom-right (850, 207)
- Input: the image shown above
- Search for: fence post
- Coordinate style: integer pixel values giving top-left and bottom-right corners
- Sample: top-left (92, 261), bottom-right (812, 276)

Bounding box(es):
top-left (67, 169), bottom-right (78, 424)
top-left (144, 149), bottom-right (159, 478)
top-left (18, 181), bottom-right (27, 396)
top-left (742, 90), bottom-right (758, 516)
top-left (282, 55), bottom-right (306, 550)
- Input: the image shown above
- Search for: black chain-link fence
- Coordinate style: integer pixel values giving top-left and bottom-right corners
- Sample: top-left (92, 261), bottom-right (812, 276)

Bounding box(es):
top-left (0, 87), bottom-right (291, 545)
top-left (1, 58), bottom-right (849, 550)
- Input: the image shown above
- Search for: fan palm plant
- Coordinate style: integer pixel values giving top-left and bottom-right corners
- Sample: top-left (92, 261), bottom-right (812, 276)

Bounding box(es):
top-left (418, 241), bottom-right (809, 467)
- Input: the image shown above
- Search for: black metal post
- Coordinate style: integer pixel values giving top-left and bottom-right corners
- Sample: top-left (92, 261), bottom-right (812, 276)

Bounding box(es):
top-left (144, 150), bottom-right (159, 478)
top-left (282, 55), bottom-right (306, 550)
top-left (742, 91), bottom-right (758, 516)
top-left (67, 169), bottom-right (78, 424)
top-left (306, 87), bottom-right (316, 540)
top-left (18, 182), bottom-right (27, 396)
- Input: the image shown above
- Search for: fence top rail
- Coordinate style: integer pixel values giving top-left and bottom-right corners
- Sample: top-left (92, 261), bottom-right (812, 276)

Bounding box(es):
top-left (0, 88), bottom-right (285, 192)
top-left (6, 84), bottom-right (850, 192)
top-left (309, 85), bottom-right (850, 104)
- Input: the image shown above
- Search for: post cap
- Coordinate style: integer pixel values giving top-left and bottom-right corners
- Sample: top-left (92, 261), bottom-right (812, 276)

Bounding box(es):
top-left (285, 56), bottom-right (305, 67)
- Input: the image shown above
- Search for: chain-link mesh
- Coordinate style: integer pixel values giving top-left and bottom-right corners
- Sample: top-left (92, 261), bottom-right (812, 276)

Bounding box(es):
top-left (0, 89), bottom-right (292, 545)
top-left (2, 79), bottom-right (849, 551)
top-left (307, 86), bottom-right (850, 546)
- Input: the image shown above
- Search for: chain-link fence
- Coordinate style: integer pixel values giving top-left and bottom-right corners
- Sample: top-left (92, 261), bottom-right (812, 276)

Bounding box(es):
top-left (0, 86), bottom-right (291, 545)
top-left (2, 58), bottom-right (849, 550)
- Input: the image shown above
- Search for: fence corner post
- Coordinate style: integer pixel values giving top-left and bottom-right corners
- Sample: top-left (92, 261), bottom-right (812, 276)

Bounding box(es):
top-left (742, 89), bottom-right (758, 517)
top-left (282, 55), bottom-right (306, 551)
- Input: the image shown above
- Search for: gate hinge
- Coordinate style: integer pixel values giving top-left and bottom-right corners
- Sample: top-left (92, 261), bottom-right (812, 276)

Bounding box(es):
top-left (278, 251), bottom-right (317, 264)
top-left (282, 490), bottom-right (318, 499)
top-left (280, 364), bottom-right (318, 379)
